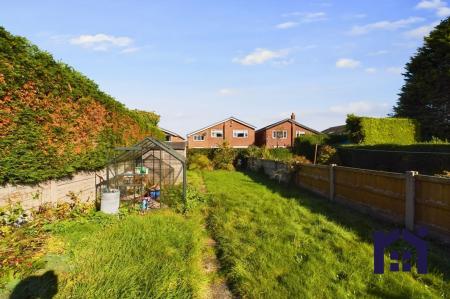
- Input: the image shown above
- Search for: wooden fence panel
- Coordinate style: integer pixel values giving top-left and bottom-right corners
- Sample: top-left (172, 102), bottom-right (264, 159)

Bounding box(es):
top-left (296, 164), bottom-right (330, 197)
top-left (334, 167), bottom-right (405, 220)
top-left (415, 175), bottom-right (450, 235)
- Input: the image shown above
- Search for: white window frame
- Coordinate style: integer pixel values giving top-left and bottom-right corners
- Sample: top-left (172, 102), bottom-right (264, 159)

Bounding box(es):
top-left (193, 134), bottom-right (205, 141)
top-left (211, 129), bottom-right (223, 138)
top-left (232, 130), bottom-right (248, 138)
top-left (272, 130), bottom-right (287, 139)
top-left (296, 131), bottom-right (306, 137)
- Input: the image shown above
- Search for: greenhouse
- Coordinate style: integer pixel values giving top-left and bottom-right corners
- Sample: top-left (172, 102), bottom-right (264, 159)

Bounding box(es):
top-left (99, 137), bottom-right (186, 209)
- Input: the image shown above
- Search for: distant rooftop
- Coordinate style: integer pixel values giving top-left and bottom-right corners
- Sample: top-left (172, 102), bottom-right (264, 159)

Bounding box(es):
top-left (321, 125), bottom-right (347, 135)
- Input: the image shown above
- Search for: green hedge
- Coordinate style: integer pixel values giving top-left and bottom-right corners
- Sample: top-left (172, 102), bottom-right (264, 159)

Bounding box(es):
top-left (346, 115), bottom-right (419, 144)
top-left (0, 27), bottom-right (163, 185)
top-left (292, 135), bottom-right (328, 161)
top-left (338, 144), bottom-right (450, 175)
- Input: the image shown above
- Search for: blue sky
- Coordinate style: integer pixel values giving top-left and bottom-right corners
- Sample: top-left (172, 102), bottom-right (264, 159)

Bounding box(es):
top-left (1, 0), bottom-right (449, 135)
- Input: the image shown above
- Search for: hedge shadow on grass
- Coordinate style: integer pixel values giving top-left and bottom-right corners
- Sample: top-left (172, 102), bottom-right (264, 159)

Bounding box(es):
top-left (9, 270), bottom-right (58, 299)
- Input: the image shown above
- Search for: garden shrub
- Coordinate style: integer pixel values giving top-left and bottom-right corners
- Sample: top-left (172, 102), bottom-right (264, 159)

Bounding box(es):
top-left (212, 141), bottom-right (236, 170)
top-left (266, 148), bottom-right (293, 161)
top-left (188, 154), bottom-right (213, 171)
top-left (287, 155), bottom-right (312, 171)
top-left (0, 27), bottom-right (163, 185)
top-left (164, 185), bottom-right (207, 213)
top-left (346, 114), bottom-right (419, 144)
top-left (245, 145), bottom-right (264, 159)
top-left (317, 145), bottom-right (338, 165)
top-left (187, 148), bottom-right (216, 161)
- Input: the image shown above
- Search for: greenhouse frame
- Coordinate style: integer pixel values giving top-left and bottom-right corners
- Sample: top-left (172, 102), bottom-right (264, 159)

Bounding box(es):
top-left (101, 137), bottom-right (186, 208)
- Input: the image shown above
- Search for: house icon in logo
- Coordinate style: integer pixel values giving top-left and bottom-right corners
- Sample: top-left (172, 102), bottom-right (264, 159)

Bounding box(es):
top-left (373, 227), bottom-right (428, 274)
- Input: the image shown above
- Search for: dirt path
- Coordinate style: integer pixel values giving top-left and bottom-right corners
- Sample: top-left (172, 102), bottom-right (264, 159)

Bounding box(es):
top-left (197, 172), bottom-right (233, 299)
top-left (202, 237), bottom-right (232, 299)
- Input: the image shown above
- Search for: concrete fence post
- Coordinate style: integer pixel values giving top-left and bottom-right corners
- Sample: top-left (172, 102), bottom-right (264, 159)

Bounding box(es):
top-left (405, 171), bottom-right (418, 231)
top-left (329, 164), bottom-right (337, 201)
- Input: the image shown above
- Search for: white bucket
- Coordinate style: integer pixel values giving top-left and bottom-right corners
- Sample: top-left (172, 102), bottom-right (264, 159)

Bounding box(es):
top-left (100, 189), bottom-right (120, 214)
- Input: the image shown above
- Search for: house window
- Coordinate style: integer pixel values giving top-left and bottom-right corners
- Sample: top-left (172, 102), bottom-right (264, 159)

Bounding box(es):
top-left (296, 131), bottom-right (306, 137)
top-left (272, 130), bottom-right (287, 139)
top-left (211, 129), bottom-right (223, 138)
top-left (233, 130), bottom-right (248, 138)
top-left (193, 135), bottom-right (205, 141)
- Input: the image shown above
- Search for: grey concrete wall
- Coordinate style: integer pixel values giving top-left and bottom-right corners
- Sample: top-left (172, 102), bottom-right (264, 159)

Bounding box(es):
top-left (0, 170), bottom-right (105, 210)
top-left (248, 158), bottom-right (292, 183)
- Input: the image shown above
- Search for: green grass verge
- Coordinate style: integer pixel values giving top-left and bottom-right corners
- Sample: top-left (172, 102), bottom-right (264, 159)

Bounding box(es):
top-left (202, 170), bottom-right (450, 298)
top-left (57, 211), bottom-right (205, 298)
top-left (2, 210), bottom-right (207, 299)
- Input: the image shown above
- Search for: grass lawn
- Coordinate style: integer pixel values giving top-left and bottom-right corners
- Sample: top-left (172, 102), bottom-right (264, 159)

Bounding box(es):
top-left (1, 210), bottom-right (207, 298)
top-left (202, 170), bottom-right (450, 298)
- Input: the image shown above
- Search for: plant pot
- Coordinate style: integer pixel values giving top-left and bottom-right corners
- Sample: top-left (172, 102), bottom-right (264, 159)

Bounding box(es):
top-left (100, 189), bottom-right (120, 214)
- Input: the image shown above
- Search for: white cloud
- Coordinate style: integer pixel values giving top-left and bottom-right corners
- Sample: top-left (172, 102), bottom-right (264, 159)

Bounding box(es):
top-left (349, 17), bottom-right (424, 35)
top-left (386, 67), bottom-right (403, 75)
top-left (218, 88), bottom-right (237, 96)
top-left (365, 68), bottom-right (377, 74)
top-left (275, 22), bottom-right (299, 29)
top-left (437, 6), bottom-right (450, 16)
top-left (233, 48), bottom-right (290, 65)
top-left (329, 101), bottom-right (389, 115)
top-left (416, 0), bottom-right (450, 17)
top-left (336, 58), bottom-right (361, 69)
top-left (302, 12), bottom-right (328, 22)
top-left (405, 21), bottom-right (439, 38)
top-left (70, 34), bottom-right (133, 51)
top-left (416, 0), bottom-right (445, 9)
top-left (282, 11), bottom-right (328, 23)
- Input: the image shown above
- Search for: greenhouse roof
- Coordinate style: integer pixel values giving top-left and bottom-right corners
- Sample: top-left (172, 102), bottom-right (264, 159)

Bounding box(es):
top-left (112, 137), bottom-right (186, 164)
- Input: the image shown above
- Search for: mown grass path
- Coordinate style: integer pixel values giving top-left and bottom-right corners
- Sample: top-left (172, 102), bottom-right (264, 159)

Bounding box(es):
top-left (202, 170), bottom-right (450, 299)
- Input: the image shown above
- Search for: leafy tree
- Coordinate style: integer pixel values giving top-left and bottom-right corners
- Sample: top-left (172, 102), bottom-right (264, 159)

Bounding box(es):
top-left (394, 17), bottom-right (450, 140)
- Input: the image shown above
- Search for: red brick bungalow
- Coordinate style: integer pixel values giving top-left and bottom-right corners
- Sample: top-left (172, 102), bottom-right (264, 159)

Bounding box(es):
top-left (187, 116), bottom-right (256, 148)
top-left (255, 113), bottom-right (319, 148)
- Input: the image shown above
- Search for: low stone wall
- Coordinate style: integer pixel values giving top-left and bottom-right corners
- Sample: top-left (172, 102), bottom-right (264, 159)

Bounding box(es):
top-left (248, 158), bottom-right (292, 183)
top-left (0, 171), bottom-right (105, 210)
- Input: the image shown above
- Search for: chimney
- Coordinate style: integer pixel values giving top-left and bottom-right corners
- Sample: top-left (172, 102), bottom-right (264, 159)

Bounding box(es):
top-left (291, 112), bottom-right (296, 120)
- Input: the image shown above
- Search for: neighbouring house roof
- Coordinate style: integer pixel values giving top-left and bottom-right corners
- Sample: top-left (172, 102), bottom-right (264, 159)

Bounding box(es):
top-left (321, 125), bottom-right (347, 135)
top-left (255, 119), bottom-right (321, 134)
top-left (160, 127), bottom-right (186, 140)
top-left (187, 116), bottom-right (256, 137)
top-left (165, 141), bottom-right (187, 150)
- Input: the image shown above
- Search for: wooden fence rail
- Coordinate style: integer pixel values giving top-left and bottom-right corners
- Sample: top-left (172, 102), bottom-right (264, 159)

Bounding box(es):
top-left (248, 158), bottom-right (450, 241)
